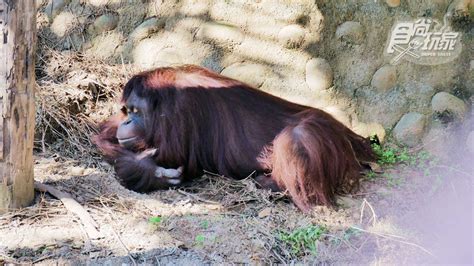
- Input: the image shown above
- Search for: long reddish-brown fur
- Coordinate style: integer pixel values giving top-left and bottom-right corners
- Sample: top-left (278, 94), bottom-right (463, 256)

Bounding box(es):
top-left (94, 65), bottom-right (375, 212)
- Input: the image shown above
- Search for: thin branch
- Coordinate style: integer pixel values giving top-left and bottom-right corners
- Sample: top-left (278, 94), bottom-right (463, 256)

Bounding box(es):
top-left (34, 182), bottom-right (102, 239)
top-left (350, 226), bottom-right (435, 257)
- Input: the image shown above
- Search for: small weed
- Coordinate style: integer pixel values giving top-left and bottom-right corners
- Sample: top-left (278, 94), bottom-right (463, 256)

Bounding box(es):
top-left (278, 225), bottom-right (327, 256)
top-left (371, 141), bottom-right (437, 169)
top-left (343, 227), bottom-right (362, 241)
top-left (365, 170), bottom-right (377, 181)
top-left (396, 148), bottom-right (413, 165)
top-left (195, 234), bottom-right (206, 246)
top-left (332, 227), bottom-right (362, 246)
top-left (372, 144), bottom-right (398, 165)
top-left (200, 220), bottom-right (209, 229)
top-left (148, 216), bottom-right (162, 225)
top-left (385, 173), bottom-right (403, 187)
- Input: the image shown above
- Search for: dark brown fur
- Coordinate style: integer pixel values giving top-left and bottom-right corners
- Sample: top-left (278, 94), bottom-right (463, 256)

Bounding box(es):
top-left (94, 65), bottom-right (375, 212)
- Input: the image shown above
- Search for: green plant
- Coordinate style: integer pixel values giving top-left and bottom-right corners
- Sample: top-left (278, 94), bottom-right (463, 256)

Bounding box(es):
top-left (148, 216), bottom-right (162, 225)
top-left (200, 220), bottom-right (209, 229)
top-left (385, 173), bottom-right (403, 187)
top-left (371, 141), bottom-right (437, 169)
top-left (343, 227), bottom-right (361, 241)
top-left (365, 170), bottom-right (377, 181)
top-left (195, 234), bottom-right (206, 246)
top-left (278, 225), bottom-right (327, 255)
top-left (332, 227), bottom-right (362, 246)
top-left (372, 144), bottom-right (398, 165)
top-left (396, 148), bottom-right (412, 164)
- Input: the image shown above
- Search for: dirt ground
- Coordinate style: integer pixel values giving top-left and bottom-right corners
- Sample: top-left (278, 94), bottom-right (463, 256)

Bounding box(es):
top-left (1, 140), bottom-right (472, 265)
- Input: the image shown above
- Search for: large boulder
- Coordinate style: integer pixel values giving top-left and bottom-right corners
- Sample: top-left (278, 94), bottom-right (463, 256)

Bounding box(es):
top-left (335, 21), bottom-right (364, 44)
top-left (45, 0), bottom-right (70, 20)
top-left (278, 24), bottom-right (306, 49)
top-left (51, 11), bottom-right (76, 37)
top-left (89, 14), bottom-right (119, 34)
top-left (431, 92), bottom-right (468, 120)
top-left (393, 112), bottom-right (426, 147)
top-left (371, 65), bottom-right (397, 92)
top-left (196, 22), bottom-right (244, 45)
top-left (352, 121), bottom-right (386, 142)
top-left (356, 86), bottom-right (408, 128)
top-left (305, 58), bottom-right (333, 91)
top-left (404, 82), bottom-right (436, 113)
top-left (129, 18), bottom-right (166, 43)
top-left (385, 0), bottom-right (401, 7)
top-left (221, 63), bottom-right (269, 88)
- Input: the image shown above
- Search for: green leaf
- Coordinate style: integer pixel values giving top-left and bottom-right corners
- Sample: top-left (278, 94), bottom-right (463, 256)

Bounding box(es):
top-left (148, 216), bottom-right (162, 224)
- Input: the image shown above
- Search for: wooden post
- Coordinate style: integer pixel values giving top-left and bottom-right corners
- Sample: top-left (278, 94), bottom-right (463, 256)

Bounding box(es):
top-left (0, 1), bottom-right (36, 213)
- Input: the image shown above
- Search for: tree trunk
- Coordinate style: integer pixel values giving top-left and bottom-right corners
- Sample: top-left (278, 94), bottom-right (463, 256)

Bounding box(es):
top-left (0, 1), bottom-right (36, 213)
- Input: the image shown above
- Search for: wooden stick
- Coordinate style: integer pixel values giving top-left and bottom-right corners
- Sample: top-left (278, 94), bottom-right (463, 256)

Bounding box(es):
top-left (350, 226), bottom-right (434, 257)
top-left (34, 182), bottom-right (103, 239)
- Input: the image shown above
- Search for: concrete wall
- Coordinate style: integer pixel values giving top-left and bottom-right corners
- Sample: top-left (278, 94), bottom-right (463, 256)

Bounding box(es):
top-left (37, 0), bottom-right (473, 152)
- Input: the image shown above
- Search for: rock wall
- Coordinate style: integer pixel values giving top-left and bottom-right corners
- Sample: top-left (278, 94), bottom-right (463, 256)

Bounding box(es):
top-left (37, 0), bottom-right (473, 151)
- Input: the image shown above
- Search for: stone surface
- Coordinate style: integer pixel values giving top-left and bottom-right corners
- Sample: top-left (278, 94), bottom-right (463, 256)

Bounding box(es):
top-left (447, 0), bottom-right (472, 17)
top-left (88, 0), bottom-right (121, 7)
top-left (221, 63), bottom-right (269, 88)
top-left (404, 82), bottom-right (435, 113)
top-left (85, 32), bottom-right (123, 60)
top-left (196, 22), bottom-right (244, 45)
top-left (117, 4), bottom-right (148, 35)
top-left (371, 65), bottom-right (397, 92)
top-left (36, 0), bottom-right (46, 10)
top-left (352, 122), bottom-right (386, 141)
top-left (356, 86), bottom-right (408, 128)
top-left (51, 11), bottom-right (76, 37)
top-left (278, 24), bottom-right (306, 49)
top-left (35, 0), bottom-right (472, 161)
top-left (90, 14), bottom-right (119, 34)
top-left (337, 56), bottom-right (379, 92)
top-left (130, 18), bottom-right (165, 43)
top-left (393, 112), bottom-right (426, 147)
top-left (305, 58), bottom-right (333, 91)
top-left (324, 106), bottom-right (351, 127)
top-left (385, 0), bottom-right (401, 7)
top-left (423, 126), bottom-right (451, 159)
top-left (335, 21), bottom-right (364, 44)
top-left (45, 0), bottom-right (70, 20)
top-left (466, 131), bottom-right (474, 154)
top-left (153, 48), bottom-right (183, 67)
top-left (431, 92), bottom-right (468, 120)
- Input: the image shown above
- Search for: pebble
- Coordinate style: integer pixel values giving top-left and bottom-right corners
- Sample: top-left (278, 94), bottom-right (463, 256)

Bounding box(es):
top-left (335, 21), bottom-right (364, 44)
top-left (91, 14), bottom-right (119, 34)
top-left (385, 0), bottom-right (401, 8)
top-left (393, 112), bottom-right (426, 147)
top-left (431, 92), bottom-right (467, 120)
top-left (305, 58), bottom-right (333, 91)
top-left (371, 65), bottom-right (397, 92)
top-left (278, 24), bottom-right (306, 49)
top-left (221, 62), bottom-right (269, 88)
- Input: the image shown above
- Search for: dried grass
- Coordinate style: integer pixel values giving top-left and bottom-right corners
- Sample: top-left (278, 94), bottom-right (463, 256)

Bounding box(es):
top-left (35, 46), bottom-right (136, 160)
